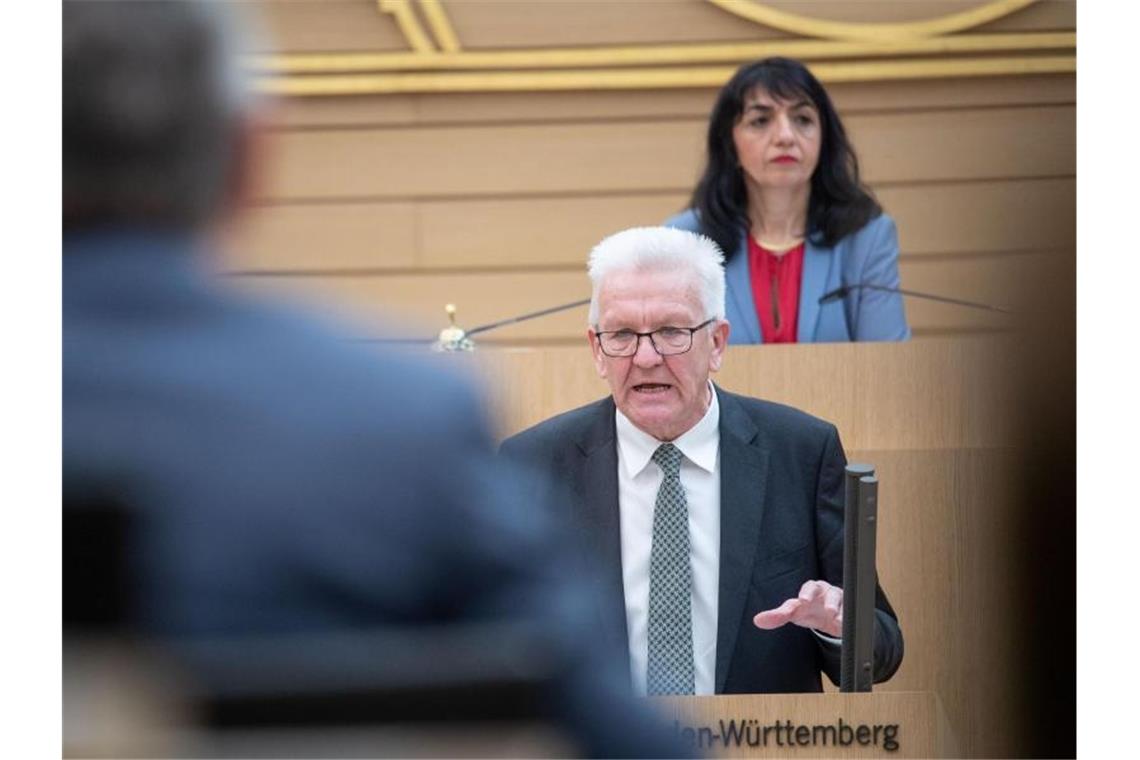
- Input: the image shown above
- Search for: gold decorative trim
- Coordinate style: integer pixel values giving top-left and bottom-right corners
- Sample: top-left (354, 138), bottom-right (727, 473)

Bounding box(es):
top-left (706, 0), bottom-right (1038, 42)
top-left (256, 0), bottom-right (1074, 96)
top-left (418, 0), bottom-right (461, 52)
top-left (377, 0), bottom-right (434, 54)
top-left (252, 32), bottom-right (1074, 74)
top-left (258, 56), bottom-right (1076, 97)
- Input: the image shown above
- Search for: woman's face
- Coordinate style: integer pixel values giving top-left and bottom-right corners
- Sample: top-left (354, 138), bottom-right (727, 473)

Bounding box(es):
top-left (731, 87), bottom-right (822, 193)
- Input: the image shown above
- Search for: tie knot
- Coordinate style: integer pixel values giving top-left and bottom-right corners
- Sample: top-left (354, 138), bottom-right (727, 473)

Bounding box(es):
top-left (652, 443), bottom-right (683, 478)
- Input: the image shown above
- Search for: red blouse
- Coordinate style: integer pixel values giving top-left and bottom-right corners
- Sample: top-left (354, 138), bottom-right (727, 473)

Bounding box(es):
top-left (747, 236), bottom-right (805, 344)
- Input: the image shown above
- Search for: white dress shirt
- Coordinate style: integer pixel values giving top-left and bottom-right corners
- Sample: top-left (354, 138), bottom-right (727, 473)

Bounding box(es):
top-left (616, 385), bottom-right (720, 695)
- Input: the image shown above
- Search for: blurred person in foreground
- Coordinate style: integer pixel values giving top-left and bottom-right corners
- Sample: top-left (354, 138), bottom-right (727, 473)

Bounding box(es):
top-left (62, 2), bottom-right (687, 755)
top-left (667, 57), bottom-right (909, 344)
top-left (501, 227), bottom-right (903, 695)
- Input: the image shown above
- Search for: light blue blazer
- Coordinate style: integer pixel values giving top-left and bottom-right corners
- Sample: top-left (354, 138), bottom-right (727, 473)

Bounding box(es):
top-left (665, 209), bottom-right (910, 344)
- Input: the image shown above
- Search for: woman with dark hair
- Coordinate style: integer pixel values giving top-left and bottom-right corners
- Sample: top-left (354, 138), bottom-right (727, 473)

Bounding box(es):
top-left (667, 57), bottom-right (909, 343)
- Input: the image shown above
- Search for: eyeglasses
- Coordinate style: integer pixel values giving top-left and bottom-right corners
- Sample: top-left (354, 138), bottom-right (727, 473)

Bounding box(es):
top-left (594, 319), bottom-right (716, 357)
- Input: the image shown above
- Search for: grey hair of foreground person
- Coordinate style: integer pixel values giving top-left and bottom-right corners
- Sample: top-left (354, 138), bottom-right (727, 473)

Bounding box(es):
top-left (63, 1), bottom-right (260, 231)
top-left (587, 226), bottom-right (727, 326)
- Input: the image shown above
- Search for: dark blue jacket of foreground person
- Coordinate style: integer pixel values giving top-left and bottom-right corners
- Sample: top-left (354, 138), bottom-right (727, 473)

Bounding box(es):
top-left (63, 229), bottom-right (690, 757)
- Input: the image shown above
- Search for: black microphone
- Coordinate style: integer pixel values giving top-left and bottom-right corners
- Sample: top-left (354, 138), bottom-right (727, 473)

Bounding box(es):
top-left (819, 283), bottom-right (1012, 314)
top-left (464, 298), bottom-right (590, 337)
top-left (356, 298), bottom-right (591, 349)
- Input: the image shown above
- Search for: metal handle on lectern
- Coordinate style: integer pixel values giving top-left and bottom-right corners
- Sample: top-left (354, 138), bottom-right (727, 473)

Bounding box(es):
top-left (840, 464), bottom-right (879, 692)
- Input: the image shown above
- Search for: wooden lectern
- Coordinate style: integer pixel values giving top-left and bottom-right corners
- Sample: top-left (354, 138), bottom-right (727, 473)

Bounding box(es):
top-left (654, 692), bottom-right (957, 758)
top-left (463, 335), bottom-right (1026, 757)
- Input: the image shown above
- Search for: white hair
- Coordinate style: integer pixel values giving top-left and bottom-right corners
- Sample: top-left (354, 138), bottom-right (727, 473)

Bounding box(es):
top-left (587, 226), bottom-right (726, 325)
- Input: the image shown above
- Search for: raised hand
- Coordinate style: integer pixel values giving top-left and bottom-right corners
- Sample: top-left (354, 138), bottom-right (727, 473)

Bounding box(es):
top-left (753, 580), bottom-right (843, 637)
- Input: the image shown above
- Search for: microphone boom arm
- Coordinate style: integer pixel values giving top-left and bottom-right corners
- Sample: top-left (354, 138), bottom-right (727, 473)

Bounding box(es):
top-left (821, 283), bottom-right (1012, 314)
top-left (465, 298), bottom-right (591, 337)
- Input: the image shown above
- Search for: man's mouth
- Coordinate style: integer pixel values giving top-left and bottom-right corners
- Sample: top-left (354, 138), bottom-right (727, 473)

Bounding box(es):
top-left (633, 383), bottom-right (672, 394)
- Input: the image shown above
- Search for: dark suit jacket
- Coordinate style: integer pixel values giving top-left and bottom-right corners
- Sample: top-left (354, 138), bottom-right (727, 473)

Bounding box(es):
top-left (501, 386), bottom-right (904, 693)
top-left (63, 229), bottom-right (688, 756)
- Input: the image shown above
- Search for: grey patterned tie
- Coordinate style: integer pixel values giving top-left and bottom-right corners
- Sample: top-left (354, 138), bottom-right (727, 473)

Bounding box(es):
top-left (647, 443), bottom-right (695, 695)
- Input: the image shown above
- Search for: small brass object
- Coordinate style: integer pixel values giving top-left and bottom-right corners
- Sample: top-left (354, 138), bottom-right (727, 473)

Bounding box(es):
top-left (433, 303), bottom-right (474, 351)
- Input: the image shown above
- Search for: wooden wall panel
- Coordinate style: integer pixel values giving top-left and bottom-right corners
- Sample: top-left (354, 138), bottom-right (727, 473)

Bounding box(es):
top-left (250, 1), bottom-right (409, 54)
top-left (882, 177), bottom-right (1075, 256)
top-left (258, 120), bottom-right (704, 200)
top-left (228, 201), bottom-right (419, 271)
top-left (272, 89), bottom-right (716, 129)
top-left (901, 251), bottom-right (1066, 332)
top-left (827, 74), bottom-right (1074, 114)
top-left (258, 105), bottom-right (1073, 201)
top-left (231, 269), bottom-right (593, 343)
top-left (417, 193), bottom-right (683, 270)
top-left (224, 177), bottom-right (1073, 272)
top-left (229, 194), bottom-right (680, 273)
top-left (271, 75), bottom-right (1075, 129)
top-left (847, 105), bottom-right (1074, 184)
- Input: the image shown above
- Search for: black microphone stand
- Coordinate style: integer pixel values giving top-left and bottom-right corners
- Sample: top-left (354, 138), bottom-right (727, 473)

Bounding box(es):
top-left (820, 283), bottom-right (1012, 314)
top-left (356, 298), bottom-right (591, 350)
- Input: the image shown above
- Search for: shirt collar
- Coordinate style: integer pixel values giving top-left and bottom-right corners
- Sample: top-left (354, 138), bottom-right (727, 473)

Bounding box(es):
top-left (615, 382), bottom-right (720, 478)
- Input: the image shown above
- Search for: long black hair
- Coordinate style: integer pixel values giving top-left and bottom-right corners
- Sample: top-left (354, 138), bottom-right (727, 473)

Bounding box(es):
top-left (689, 57), bottom-right (880, 258)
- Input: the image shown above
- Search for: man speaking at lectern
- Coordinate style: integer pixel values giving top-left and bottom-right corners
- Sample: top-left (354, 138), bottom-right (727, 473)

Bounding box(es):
top-left (501, 227), bottom-right (903, 695)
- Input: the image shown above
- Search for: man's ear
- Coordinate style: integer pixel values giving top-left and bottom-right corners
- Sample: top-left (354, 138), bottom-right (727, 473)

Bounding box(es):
top-left (588, 328), bottom-right (608, 379)
top-left (708, 319), bottom-right (731, 373)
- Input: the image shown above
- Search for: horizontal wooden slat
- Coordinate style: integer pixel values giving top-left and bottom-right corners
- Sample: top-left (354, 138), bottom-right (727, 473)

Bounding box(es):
top-left (900, 249), bottom-right (1068, 331)
top-left (418, 194), bottom-right (685, 269)
top-left (225, 177), bottom-right (1072, 272)
top-left (228, 248), bottom-right (1065, 343)
top-left (225, 201), bottom-right (419, 271)
top-left (259, 104), bottom-right (1074, 201)
top-left (848, 104), bottom-right (1074, 185)
top-left (259, 119), bottom-right (703, 200)
top-left (828, 73), bottom-right (1073, 115)
top-left (268, 74), bottom-right (1074, 129)
top-left (230, 270), bottom-right (593, 343)
top-left (882, 177), bottom-right (1075, 255)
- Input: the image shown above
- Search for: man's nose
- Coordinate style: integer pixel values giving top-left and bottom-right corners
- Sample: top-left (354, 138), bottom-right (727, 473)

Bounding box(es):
top-left (631, 334), bottom-right (663, 368)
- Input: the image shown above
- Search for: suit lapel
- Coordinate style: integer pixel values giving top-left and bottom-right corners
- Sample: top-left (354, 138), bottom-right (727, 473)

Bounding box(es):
top-left (574, 398), bottom-right (631, 666)
top-left (714, 387), bottom-right (770, 692)
top-left (726, 231), bottom-right (763, 344)
top-left (797, 238), bottom-right (833, 342)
